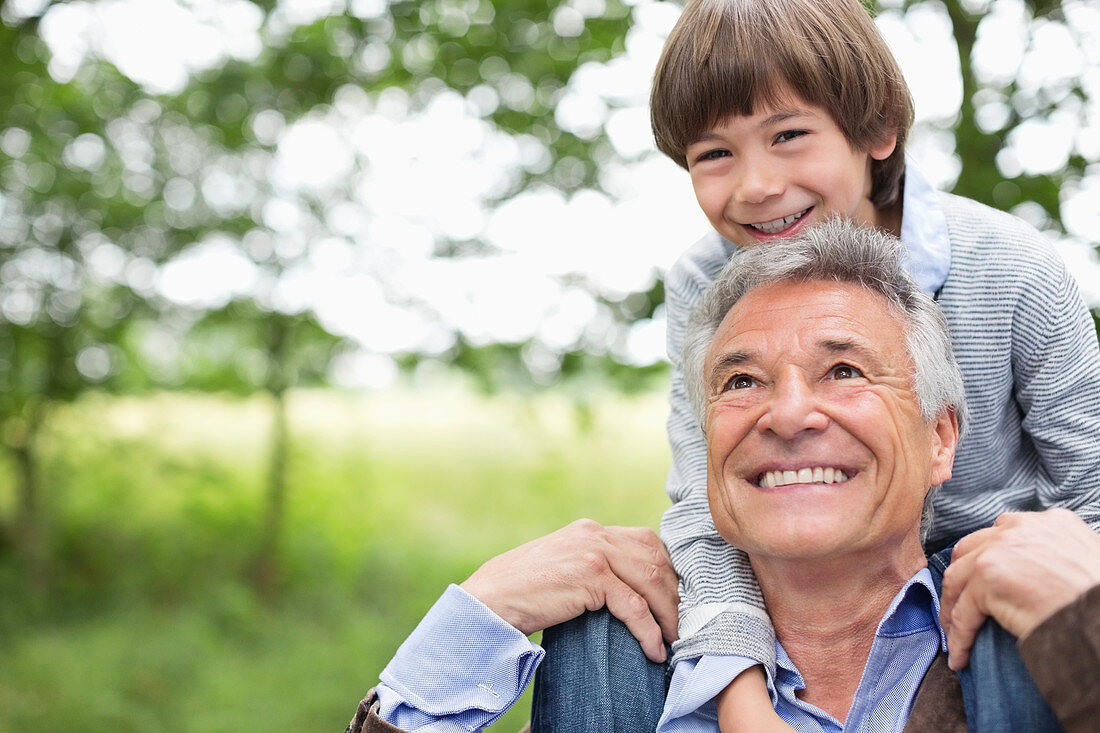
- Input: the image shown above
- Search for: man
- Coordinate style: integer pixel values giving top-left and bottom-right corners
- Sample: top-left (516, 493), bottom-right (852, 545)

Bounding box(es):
top-left (347, 220), bottom-right (1100, 733)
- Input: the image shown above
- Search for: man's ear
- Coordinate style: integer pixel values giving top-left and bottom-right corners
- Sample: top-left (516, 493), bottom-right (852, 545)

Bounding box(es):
top-left (869, 133), bottom-right (898, 162)
top-left (928, 408), bottom-right (959, 487)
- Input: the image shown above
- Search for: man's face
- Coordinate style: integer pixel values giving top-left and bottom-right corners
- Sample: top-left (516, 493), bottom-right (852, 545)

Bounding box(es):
top-left (703, 279), bottom-right (956, 564)
top-left (684, 88), bottom-right (898, 249)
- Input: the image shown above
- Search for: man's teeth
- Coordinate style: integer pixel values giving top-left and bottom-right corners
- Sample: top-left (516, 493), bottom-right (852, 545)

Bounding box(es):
top-left (759, 467), bottom-right (849, 488)
top-left (749, 209), bottom-right (807, 234)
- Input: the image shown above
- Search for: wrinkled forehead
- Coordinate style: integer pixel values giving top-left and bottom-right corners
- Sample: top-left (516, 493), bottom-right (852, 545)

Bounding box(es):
top-left (706, 278), bottom-right (909, 366)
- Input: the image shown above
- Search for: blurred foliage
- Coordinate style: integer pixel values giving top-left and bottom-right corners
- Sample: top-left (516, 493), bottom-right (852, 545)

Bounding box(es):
top-left (922, 0), bottom-right (1090, 227)
top-left (0, 390), bottom-right (672, 730)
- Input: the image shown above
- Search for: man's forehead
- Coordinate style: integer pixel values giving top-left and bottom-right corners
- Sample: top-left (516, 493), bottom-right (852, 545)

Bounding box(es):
top-left (708, 279), bottom-right (906, 359)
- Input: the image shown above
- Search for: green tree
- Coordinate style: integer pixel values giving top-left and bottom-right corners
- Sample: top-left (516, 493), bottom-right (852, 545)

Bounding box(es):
top-left (0, 19), bottom-right (168, 582)
top-left (166, 301), bottom-right (347, 591)
top-left (0, 0), bottom-right (645, 585)
top-left (907, 0), bottom-right (1093, 229)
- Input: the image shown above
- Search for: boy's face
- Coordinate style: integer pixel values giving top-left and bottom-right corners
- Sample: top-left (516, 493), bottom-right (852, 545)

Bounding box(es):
top-left (685, 90), bottom-right (898, 248)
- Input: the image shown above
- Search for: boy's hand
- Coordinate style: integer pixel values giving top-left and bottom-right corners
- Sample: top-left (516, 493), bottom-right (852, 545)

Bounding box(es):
top-left (716, 665), bottom-right (796, 733)
top-left (460, 519), bottom-right (679, 663)
top-left (939, 509), bottom-right (1100, 670)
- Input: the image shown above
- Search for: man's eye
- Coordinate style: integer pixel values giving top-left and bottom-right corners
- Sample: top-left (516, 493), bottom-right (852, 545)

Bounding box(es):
top-left (775, 129), bottom-right (807, 144)
top-left (829, 364), bottom-right (863, 380)
top-left (726, 374), bottom-right (756, 390)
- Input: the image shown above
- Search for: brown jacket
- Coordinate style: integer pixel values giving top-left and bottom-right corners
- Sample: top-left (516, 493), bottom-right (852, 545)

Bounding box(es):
top-left (347, 585), bottom-right (1100, 733)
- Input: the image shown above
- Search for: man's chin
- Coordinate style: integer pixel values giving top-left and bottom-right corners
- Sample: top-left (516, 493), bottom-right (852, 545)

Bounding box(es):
top-left (740, 524), bottom-right (858, 563)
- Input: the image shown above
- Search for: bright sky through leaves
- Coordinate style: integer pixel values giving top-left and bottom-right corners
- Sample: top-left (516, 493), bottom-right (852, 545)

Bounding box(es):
top-left (25, 0), bottom-right (1100, 386)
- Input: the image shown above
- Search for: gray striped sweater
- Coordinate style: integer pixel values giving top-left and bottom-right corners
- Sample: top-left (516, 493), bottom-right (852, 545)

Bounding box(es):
top-left (660, 193), bottom-right (1100, 668)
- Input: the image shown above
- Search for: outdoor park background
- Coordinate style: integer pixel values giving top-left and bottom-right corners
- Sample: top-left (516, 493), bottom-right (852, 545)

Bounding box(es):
top-left (1, 0), bottom-right (1098, 730)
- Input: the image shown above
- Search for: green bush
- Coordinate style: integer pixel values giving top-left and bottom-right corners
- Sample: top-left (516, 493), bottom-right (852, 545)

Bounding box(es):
top-left (0, 388), bottom-right (671, 732)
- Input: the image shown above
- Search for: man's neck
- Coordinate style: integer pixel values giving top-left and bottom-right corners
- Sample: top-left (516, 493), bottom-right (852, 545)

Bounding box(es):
top-left (752, 549), bottom-right (926, 722)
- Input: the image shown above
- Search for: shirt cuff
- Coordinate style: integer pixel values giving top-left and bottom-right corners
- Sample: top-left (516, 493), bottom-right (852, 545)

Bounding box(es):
top-left (377, 584), bottom-right (544, 731)
top-left (658, 655), bottom-right (762, 731)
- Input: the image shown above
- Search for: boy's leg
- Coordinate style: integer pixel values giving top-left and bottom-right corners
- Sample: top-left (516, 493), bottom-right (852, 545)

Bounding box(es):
top-left (531, 608), bottom-right (669, 733)
top-left (956, 620), bottom-right (1063, 732)
top-left (927, 549), bottom-right (1064, 732)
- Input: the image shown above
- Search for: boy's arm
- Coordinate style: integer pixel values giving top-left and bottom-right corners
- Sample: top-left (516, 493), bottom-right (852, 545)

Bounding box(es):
top-left (931, 201), bottom-right (1100, 544)
top-left (657, 246), bottom-right (786, 728)
top-left (716, 667), bottom-right (796, 733)
top-left (660, 246), bottom-right (775, 667)
top-left (660, 364), bottom-right (776, 666)
top-left (1009, 257), bottom-right (1100, 529)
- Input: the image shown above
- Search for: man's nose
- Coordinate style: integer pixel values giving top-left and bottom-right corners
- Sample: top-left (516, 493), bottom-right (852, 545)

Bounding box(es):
top-left (756, 373), bottom-right (828, 439)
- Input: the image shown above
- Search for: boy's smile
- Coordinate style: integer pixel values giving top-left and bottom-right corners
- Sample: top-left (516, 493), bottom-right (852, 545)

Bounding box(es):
top-left (685, 91), bottom-right (899, 248)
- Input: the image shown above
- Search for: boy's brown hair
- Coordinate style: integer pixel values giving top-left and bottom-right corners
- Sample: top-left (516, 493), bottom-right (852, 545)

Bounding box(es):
top-left (651, 0), bottom-right (914, 209)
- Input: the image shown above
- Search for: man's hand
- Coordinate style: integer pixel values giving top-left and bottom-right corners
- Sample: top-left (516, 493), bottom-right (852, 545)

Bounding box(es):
top-left (460, 519), bottom-right (679, 663)
top-left (940, 509), bottom-right (1100, 670)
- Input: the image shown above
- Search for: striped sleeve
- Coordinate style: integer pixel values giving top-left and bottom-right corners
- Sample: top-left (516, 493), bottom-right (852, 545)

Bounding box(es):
top-left (928, 195), bottom-right (1100, 544)
top-left (659, 232), bottom-right (776, 668)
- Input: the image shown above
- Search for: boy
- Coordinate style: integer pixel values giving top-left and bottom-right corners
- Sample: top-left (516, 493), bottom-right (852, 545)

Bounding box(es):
top-left (643, 0), bottom-right (1100, 728)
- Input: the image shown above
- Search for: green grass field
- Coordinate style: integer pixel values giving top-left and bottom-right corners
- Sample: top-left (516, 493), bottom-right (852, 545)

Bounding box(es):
top-left (0, 387), bottom-right (672, 732)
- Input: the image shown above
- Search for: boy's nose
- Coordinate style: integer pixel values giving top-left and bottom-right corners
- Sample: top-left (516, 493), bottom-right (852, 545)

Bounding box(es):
top-left (756, 373), bottom-right (828, 440)
top-left (733, 163), bottom-right (784, 205)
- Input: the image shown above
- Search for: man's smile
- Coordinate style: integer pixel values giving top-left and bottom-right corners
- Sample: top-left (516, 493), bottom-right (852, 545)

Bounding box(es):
top-left (756, 466), bottom-right (852, 488)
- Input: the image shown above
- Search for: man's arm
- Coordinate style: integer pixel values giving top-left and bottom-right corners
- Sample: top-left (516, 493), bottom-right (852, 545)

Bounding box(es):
top-left (346, 520), bottom-right (679, 733)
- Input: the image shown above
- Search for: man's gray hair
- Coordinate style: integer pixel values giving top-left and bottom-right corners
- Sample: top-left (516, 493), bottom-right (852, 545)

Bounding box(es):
top-left (682, 218), bottom-right (968, 538)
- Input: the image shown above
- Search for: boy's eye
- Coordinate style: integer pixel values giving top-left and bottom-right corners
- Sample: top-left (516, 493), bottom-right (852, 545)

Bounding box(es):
top-left (828, 364), bottom-right (863, 380)
top-left (695, 148), bottom-right (731, 163)
top-left (774, 129), bottom-right (808, 144)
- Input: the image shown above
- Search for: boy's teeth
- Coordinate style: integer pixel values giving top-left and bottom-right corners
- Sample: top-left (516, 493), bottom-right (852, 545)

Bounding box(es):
top-left (749, 209), bottom-right (807, 234)
top-left (759, 467), bottom-right (849, 487)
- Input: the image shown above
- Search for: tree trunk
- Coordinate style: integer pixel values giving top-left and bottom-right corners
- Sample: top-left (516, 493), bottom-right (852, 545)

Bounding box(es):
top-left (252, 388), bottom-right (289, 596)
top-left (251, 314), bottom-right (292, 596)
top-left (7, 407), bottom-right (48, 589)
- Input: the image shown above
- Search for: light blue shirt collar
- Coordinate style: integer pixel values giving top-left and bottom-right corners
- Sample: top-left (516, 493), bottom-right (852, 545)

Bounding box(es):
top-left (900, 156), bottom-right (951, 295)
top-left (659, 568), bottom-right (945, 733)
top-left (770, 568), bottom-right (945, 732)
